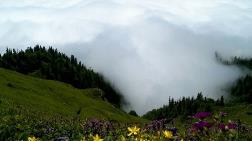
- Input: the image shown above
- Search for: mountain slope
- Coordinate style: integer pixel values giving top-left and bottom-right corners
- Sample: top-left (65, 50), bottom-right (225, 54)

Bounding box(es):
top-left (0, 68), bottom-right (139, 122)
top-left (0, 46), bottom-right (122, 107)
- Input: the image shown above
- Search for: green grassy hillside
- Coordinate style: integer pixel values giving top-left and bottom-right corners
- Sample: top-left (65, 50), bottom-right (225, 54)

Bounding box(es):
top-left (216, 104), bottom-right (252, 125)
top-left (0, 68), bottom-right (139, 122)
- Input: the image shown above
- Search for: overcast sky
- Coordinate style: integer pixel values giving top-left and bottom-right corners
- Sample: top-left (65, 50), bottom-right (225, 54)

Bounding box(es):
top-left (0, 0), bottom-right (252, 114)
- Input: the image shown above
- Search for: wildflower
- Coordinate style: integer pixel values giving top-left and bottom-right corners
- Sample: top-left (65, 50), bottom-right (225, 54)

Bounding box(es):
top-left (93, 134), bottom-right (103, 141)
top-left (163, 130), bottom-right (173, 139)
top-left (168, 127), bottom-right (178, 135)
top-left (146, 119), bottom-right (167, 132)
top-left (128, 126), bottom-right (140, 136)
top-left (193, 121), bottom-right (212, 130)
top-left (84, 119), bottom-right (105, 136)
top-left (193, 112), bottom-right (211, 119)
top-left (225, 125), bottom-right (229, 130)
top-left (218, 123), bottom-right (225, 129)
top-left (228, 122), bottom-right (237, 129)
top-left (28, 136), bottom-right (39, 141)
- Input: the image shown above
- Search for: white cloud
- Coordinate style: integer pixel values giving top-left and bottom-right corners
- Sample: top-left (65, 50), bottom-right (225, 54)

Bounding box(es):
top-left (0, 0), bottom-right (252, 114)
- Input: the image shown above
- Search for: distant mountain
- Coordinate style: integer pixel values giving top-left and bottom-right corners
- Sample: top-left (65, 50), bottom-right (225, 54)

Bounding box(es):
top-left (0, 45), bottom-right (123, 107)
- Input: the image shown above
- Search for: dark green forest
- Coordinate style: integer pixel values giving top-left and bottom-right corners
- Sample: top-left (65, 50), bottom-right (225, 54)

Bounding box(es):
top-left (229, 57), bottom-right (252, 103)
top-left (215, 53), bottom-right (252, 103)
top-left (0, 45), bottom-right (123, 107)
top-left (142, 93), bottom-right (224, 120)
top-left (230, 75), bottom-right (252, 103)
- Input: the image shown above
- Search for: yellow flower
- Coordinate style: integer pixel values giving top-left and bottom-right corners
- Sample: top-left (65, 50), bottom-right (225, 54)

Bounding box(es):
top-left (93, 134), bottom-right (103, 141)
top-left (163, 130), bottom-right (173, 139)
top-left (28, 136), bottom-right (39, 141)
top-left (127, 126), bottom-right (140, 136)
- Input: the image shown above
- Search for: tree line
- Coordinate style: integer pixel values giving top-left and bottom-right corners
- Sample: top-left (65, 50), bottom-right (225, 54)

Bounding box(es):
top-left (0, 45), bottom-right (123, 107)
top-left (215, 53), bottom-right (252, 103)
top-left (143, 93), bottom-right (224, 120)
top-left (229, 57), bottom-right (252, 103)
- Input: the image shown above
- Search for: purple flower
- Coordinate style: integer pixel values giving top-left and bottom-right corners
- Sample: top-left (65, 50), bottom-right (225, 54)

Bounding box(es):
top-left (218, 123), bottom-right (225, 129)
top-left (167, 127), bottom-right (178, 135)
top-left (192, 121), bottom-right (212, 130)
top-left (228, 123), bottom-right (237, 129)
top-left (145, 119), bottom-right (167, 132)
top-left (83, 118), bottom-right (112, 137)
top-left (193, 112), bottom-right (211, 119)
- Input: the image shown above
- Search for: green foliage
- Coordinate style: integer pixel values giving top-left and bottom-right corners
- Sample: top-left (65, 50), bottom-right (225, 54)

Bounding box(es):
top-left (0, 46), bottom-right (122, 107)
top-left (128, 110), bottom-right (138, 117)
top-left (232, 56), bottom-right (252, 70)
top-left (227, 57), bottom-right (252, 103)
top-left (0, 105), bottom-right (86, 140)
top-left (230, 75), bottom-right (252, 103)
top-left (215, 104), bottom-right (252, 126)
top-left (142, 93), bottom-right (223, 120)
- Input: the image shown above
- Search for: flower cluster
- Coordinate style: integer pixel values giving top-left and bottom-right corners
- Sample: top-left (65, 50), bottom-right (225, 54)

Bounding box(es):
top-left (2, 111), bottom-right (252, 141)
top-left (82, 118), bottom-right (115, 137)
top-left (193, 112), bottom-right (211, 120)
top-left (145, 119), bottom-right (167, 132)
top-left (183, 111), bottom-right (252, 140)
